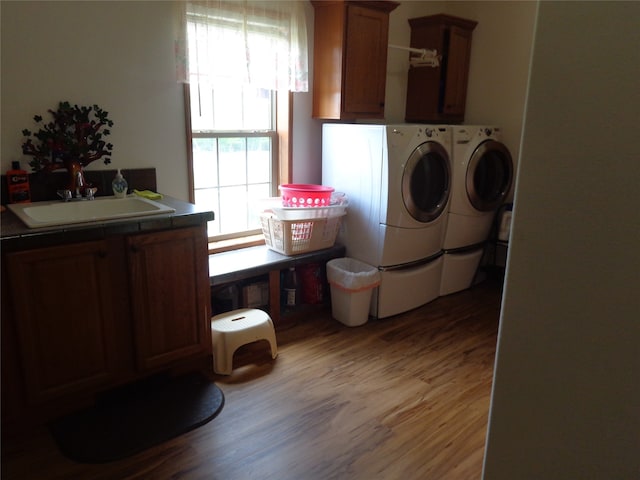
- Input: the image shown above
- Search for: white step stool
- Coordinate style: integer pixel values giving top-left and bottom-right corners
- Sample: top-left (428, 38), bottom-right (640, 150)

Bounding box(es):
top-left (210, 308), bottom-right (278, 375)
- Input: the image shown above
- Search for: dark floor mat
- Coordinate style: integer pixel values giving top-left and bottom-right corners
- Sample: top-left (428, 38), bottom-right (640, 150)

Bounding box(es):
top-left (48, 372), bottom-right (224, 464)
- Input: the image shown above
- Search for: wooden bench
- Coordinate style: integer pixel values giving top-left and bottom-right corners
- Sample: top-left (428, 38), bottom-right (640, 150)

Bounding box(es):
top-left (208, 244), bottom-right (345, 324)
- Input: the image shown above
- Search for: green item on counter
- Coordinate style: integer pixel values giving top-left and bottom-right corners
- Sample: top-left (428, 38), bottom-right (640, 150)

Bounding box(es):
top-left (133, 189), bottom-right (163, 200)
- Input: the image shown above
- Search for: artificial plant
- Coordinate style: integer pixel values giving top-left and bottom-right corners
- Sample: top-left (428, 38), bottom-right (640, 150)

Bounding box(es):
top-left (21, 101), bottom-right (114, 173)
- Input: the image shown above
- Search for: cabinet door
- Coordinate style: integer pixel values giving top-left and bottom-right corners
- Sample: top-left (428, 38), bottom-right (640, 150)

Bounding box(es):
top-left (127, 226), bottom-right (211, 371)
top-left (311, 1), bottom-right (346, 119)
top-left (6, 240), bottom-right (120, 402)
top-left (405, 14), bottom-right (476, 123)
top-left (442, 25), bottom-right (474, 117)
top-left (404, 22), bottom-right (445, 123)
top-left (342, 4), bottom-right (390, 117)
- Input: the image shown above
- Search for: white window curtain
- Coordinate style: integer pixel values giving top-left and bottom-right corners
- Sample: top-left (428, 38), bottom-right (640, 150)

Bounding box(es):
top-left (176, 1), bottom-right (309, 92)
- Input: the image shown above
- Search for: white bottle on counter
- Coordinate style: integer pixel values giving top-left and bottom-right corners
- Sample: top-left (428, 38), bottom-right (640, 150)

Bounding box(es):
top-left (112, 169), bottom-right (128, 198)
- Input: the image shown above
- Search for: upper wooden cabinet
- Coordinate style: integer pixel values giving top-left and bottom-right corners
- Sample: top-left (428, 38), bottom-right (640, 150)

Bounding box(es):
top-left (312, 1), bottom-right (399, 120)
top-left (405, 14), bottom-right (477, 124)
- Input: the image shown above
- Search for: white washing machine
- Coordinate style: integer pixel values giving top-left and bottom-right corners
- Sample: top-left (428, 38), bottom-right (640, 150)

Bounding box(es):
top-left (440, 125), bottom-right (514, 296)
top-left (322, 123), bottom-right (451, 318)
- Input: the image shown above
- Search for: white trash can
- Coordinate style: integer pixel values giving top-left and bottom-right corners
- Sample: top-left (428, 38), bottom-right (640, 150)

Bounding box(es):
top-left (326, 258), bottom-right (381, 327)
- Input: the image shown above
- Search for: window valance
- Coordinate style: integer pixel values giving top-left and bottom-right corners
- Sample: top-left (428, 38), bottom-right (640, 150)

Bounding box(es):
top-left (176, 1), bottom-right (309, 92)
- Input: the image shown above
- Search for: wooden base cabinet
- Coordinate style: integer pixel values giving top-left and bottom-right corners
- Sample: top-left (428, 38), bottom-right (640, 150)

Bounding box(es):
top-left (311, 1), bottom-right (399, 120)
top-left (6, 239), bottom-right (126, 403)
top-left (2, 225), bottom-right (211, 414)
top-left (405, 14), bottom-right (477, 124)
top-left (127, 226), bottom-right (211, 371)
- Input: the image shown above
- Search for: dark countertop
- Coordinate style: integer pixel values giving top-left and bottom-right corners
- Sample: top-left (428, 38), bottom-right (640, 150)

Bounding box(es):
top-left (1, 196), bottom-right (214, 249)
top-left (2, 195), bottom-right (346, 285)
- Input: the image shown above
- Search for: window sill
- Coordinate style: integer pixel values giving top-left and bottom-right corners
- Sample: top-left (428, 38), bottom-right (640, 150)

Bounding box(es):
top-left (208, 234), bottom-right (265, 254)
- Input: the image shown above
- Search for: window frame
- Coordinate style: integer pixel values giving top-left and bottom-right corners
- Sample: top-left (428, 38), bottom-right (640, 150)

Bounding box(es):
top-left (183, 84), bottom-right (292, 253)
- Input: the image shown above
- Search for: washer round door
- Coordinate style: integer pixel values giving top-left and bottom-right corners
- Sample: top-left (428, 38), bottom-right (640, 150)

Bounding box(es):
top-left (466, 140), bottom-right (513, 212)
top-left (402, 141), bottom-right (451, 223)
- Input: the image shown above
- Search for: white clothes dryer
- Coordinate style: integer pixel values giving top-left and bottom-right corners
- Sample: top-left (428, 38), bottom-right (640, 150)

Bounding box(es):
top-left (322, 123), bottom-right (451, 318)
top-left (440, 125), bottom-right (513, 296)
top-left (443, 125), bottom-right (514, 250)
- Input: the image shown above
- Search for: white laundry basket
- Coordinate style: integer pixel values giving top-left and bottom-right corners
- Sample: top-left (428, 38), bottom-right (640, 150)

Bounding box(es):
top-left (326, 258), bottom-right (380, 327)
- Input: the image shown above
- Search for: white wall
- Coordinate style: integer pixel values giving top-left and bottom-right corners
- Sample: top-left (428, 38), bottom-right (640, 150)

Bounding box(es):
top-left (1, 1), bottom-right (535, 195)
top-left (483, 2), bottom-right (640, 478)
top-left (0, 1), bottom-right (323, 191)
top-left (290, 1), bottom-right (323, 185)
top-left (1, 1), bottom-right (190, 200)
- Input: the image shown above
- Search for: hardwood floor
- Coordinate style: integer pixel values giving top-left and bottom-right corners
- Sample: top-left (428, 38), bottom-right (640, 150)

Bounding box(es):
top-left (1, 272), bottom-right (503, 480)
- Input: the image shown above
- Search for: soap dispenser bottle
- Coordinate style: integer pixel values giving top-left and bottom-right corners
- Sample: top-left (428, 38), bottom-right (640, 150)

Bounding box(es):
top-left (112, 169), bottom-right (128, 198)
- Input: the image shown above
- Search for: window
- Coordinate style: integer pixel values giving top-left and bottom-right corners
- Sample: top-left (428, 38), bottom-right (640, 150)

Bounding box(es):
top-left (188, 83), bottom-right (278, 242)
top-left (179, 1), bottom-right (308, 247)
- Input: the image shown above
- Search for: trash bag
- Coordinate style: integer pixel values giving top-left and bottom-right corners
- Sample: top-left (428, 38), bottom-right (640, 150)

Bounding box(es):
top-left (326, 258), bottom-right (380, 292)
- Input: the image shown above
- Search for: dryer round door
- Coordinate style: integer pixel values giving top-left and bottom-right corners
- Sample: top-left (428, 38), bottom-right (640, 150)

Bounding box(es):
top-left (466, 140), bottom-right (513, 212)
top-left (402, 141), bottom-right (451, 223)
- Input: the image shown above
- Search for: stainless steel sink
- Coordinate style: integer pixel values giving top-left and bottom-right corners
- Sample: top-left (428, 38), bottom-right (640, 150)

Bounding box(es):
top-left (7, 195), bottom-right (176, 229)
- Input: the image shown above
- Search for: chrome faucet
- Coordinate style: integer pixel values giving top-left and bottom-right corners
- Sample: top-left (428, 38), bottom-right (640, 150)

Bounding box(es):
top-left (57, 187), bottom-right (96, 201)
top-left (75, 171), bottom-right (85, 199)
top-left (56, 173), bottom-right (97, 201)
top-left (57, 189), bottom-right (72, 201)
